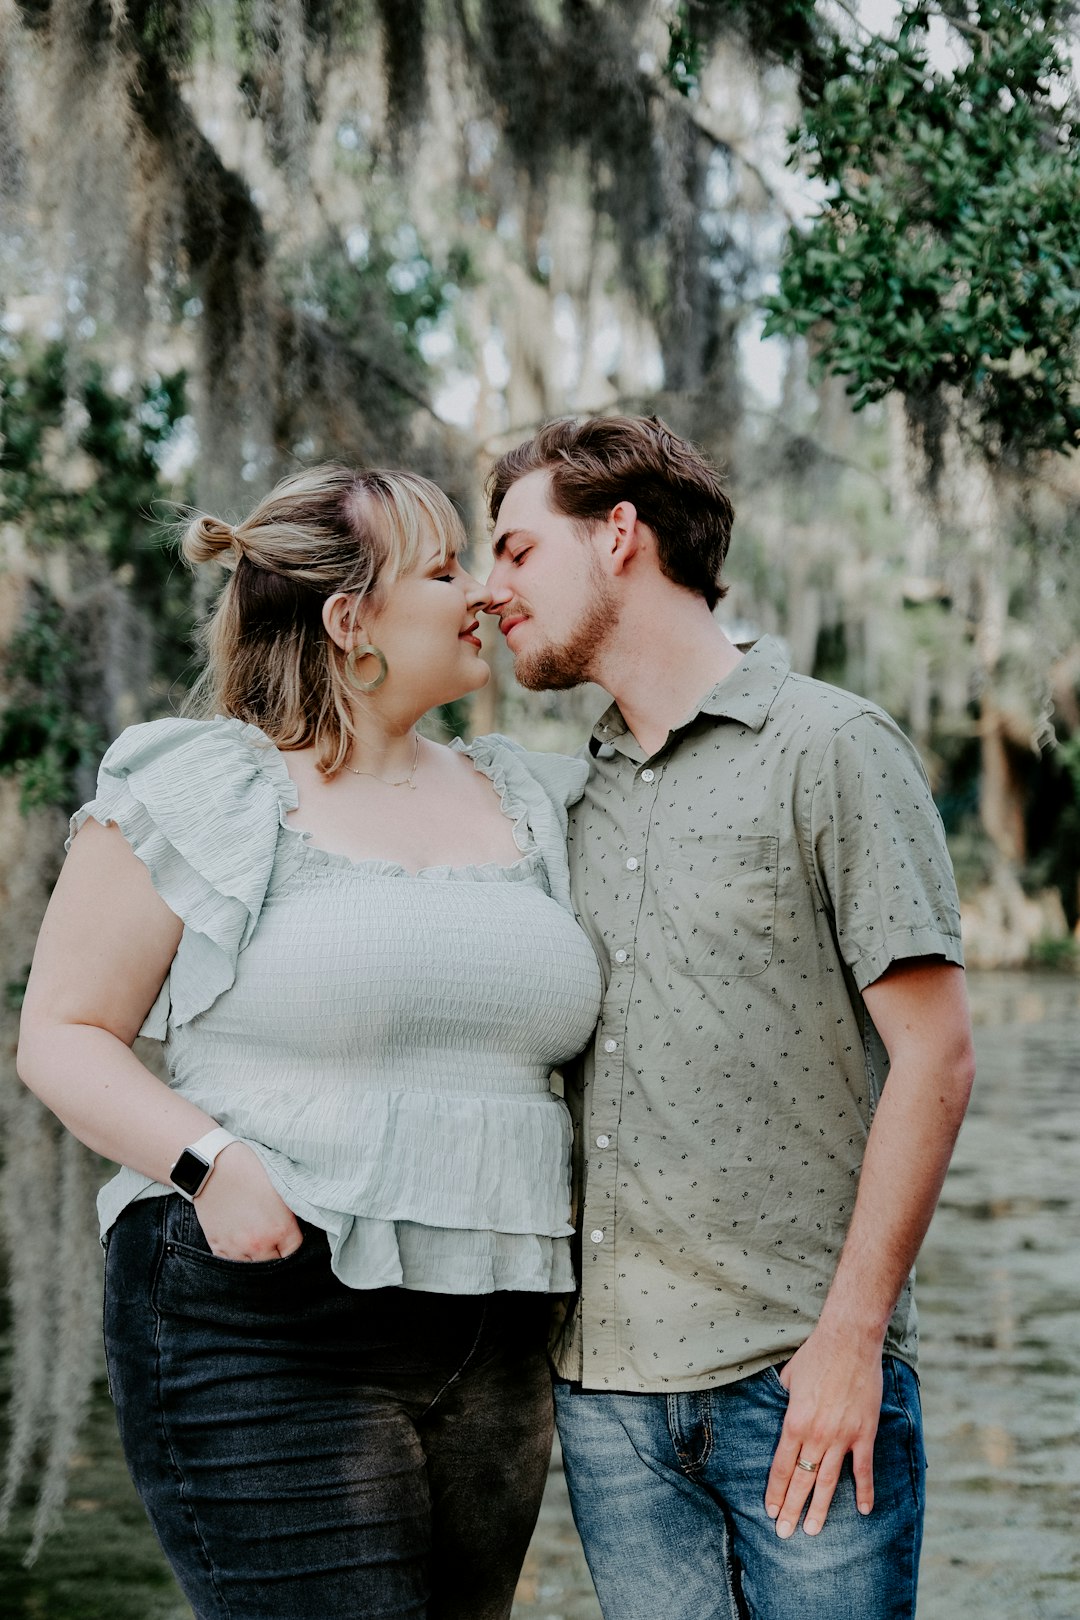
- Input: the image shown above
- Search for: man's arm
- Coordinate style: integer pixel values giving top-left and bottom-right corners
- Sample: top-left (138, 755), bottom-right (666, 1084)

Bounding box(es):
top-left (764, 959), bottom-right (975, 1539)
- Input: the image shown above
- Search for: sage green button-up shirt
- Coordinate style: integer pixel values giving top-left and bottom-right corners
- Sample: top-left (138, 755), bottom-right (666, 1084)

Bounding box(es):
top-left (553, 636), bottom-right (964, 1393)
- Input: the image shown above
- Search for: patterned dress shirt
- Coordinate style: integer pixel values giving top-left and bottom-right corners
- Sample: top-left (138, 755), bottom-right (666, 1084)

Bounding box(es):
top-left (552, 636), bottom-right (964, 1392)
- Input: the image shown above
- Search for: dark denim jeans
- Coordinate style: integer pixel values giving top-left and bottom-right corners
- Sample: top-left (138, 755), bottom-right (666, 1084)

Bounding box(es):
top-left (103, 1195), bottom-right (554, 1620)
top-left (554, 1358), bottom-right (925, 1620)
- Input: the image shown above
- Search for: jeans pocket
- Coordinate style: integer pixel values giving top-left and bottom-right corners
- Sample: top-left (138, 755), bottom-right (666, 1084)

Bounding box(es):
top-left (881, 1357), bottom-right (926, 1503)
top-left (758, 1361), bottom-right (790, 1399)
top-left (154, 1195), bottom-right (329, 1328)
top-left (166, 1192), bottom-right (313, 1262)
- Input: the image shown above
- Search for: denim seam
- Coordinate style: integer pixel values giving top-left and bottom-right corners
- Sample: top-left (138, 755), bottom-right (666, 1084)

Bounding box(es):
top-left (418, 1299), bottom-right (489, 1420)
top-left (693, 1395), bottom-right (715, 1476)
top-left (886, 1357), bottom-right (922, 1617)
top-left (666, 1392), bottom-right (714, 1476)
top-left (101, 1228), bottom-right (114, 1402)
top-left (718, 1508), bottom-right (743, 1620)
top-left (887, 1358), bottom-right (922, 1511)
top-left (152, 1196), bottom-right (233, 1620)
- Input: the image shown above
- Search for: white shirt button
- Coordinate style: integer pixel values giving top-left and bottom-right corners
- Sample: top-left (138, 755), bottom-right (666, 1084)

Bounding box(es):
top-left (614, 949), bottom-right (628, 963)
top-left (603, 1038), bottom-right (618, 1053)
top-left (595, 1134), bottom-right (611, 1149)
top-left (641, 768), bottom-right (655, 782)
top-left (626, 857), bottom-right (639, 871)
top-left (590, 1229), bottom-right (605, 1244)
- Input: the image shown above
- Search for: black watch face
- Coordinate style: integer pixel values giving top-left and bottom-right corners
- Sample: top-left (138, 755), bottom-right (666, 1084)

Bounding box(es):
top-left (171, 1148), bottom-right (210, 1196)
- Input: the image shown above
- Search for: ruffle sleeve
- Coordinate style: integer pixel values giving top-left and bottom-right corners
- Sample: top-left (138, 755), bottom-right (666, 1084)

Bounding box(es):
top-left (452, 734), bottom-right (587, 913)
top-left (69, 716), bottom-right (297, 1038)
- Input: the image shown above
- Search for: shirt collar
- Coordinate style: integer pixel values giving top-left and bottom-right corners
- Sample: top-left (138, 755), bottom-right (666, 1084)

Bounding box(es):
top-left (589, 635), bottom-right (790, 755)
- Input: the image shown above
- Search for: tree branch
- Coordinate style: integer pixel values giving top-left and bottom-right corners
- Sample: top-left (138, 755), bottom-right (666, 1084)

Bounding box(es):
top-left (650, 79), bottom-right (800, 227)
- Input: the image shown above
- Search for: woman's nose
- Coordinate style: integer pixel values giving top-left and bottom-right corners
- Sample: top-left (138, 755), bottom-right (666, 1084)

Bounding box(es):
top-left (464, 572), bottom-right (492, 610)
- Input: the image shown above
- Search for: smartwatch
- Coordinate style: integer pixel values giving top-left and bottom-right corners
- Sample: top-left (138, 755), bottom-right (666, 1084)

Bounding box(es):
top-left (168, 1126), bottom-right (238, 1202)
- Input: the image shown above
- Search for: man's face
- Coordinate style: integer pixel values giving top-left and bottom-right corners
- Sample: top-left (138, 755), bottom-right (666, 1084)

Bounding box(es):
top-left (486, 469), bottom-right (617, 690)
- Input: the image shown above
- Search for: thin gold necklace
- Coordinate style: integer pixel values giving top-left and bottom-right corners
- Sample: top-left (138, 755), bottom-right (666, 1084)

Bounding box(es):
top-left (343, 733), bottom-right (421, 789)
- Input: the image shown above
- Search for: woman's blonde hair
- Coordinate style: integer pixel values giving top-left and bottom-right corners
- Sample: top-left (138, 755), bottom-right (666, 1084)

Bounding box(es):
top-left (182, 463), bottom-right (466, 776)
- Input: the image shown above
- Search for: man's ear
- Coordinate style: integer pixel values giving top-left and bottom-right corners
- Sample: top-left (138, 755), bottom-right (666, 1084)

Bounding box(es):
top-left (609, 500), bottom-right (642, 576)
top-left (322, 591), bottom-right (365, 652)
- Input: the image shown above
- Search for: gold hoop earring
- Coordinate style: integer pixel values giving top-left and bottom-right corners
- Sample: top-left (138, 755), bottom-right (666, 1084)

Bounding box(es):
top-left (344, 643), bottom-right (388, 692)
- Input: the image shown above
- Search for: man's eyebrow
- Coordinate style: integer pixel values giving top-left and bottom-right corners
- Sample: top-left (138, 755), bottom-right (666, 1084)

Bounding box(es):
top-left (492, 527), bottom-right (528, 558)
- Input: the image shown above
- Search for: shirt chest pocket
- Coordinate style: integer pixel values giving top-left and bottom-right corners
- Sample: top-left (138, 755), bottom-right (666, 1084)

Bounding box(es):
top-left (658, 833), bottom-right (778, 978)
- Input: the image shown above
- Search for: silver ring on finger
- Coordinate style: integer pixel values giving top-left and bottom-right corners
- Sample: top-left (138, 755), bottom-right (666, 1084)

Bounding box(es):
top-left (795, 1457), bottom-right (820, 1473)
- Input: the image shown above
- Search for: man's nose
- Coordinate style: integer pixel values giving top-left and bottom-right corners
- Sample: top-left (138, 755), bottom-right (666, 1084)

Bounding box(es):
top-left (483, 570), bottom-right (514, 611)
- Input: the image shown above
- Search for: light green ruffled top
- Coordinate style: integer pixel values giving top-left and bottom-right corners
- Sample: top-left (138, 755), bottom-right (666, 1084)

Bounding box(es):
top-left (71, 717), bottom-right (603, 1294)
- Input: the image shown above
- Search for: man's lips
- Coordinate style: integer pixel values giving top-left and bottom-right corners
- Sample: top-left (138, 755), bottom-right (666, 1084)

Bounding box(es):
top-left (499, 614), bottom-right (527, 639)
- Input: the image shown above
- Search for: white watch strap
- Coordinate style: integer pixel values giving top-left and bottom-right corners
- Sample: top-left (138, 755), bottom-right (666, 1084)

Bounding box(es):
top-left (187, 1126), bottom-right (238, 1166)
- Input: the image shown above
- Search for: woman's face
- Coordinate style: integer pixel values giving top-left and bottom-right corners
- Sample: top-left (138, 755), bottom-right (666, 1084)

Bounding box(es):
top-left (361, 541), bottom-right (492, 711)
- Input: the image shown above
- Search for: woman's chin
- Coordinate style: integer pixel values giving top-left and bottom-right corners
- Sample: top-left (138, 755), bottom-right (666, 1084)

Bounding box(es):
top-left (429, 661), bottom-right (490, 708)
top-left (458, 658), bottom-right (492, 694)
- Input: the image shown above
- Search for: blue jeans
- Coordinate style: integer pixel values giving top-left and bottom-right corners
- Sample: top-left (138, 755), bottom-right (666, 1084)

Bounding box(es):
top-left (554, 1358), bottom-right (925, 1620)
top-left (103, 1195), bottom-right (554, 1620)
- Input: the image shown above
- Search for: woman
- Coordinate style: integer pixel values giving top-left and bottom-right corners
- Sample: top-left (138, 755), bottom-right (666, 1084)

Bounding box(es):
top-left (16, 464), bottom-right (603, 1620)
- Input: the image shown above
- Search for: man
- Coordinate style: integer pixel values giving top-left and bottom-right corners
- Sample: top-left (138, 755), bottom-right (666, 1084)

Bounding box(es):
top-left (484, 416), bottom-right (975, 1620)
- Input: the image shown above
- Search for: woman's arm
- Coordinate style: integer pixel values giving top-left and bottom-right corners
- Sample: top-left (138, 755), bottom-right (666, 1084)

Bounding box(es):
top-left (17, 818), bottom-right (303, 1260)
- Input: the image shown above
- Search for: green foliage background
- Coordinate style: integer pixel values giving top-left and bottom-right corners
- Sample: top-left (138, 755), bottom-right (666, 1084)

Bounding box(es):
top-left (763, 0), bottom-right (1080, 457)
top-left (0, 341), bottom-right (192, 811)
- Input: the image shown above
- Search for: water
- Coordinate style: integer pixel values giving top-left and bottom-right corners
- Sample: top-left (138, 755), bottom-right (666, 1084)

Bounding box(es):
top-left (513, 970), bottom-right (1080, 1619)
top-left (917, 971), bottom-right (1080, 1620)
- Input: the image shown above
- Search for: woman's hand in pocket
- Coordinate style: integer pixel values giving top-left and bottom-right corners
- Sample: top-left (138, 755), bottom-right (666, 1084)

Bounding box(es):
top-left (193, 1142), bottom-right (304, 1261)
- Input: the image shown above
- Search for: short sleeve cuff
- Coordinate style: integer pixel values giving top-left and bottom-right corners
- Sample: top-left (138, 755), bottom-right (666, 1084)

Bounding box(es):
top-left (849, 925), bottom-right (965, 992)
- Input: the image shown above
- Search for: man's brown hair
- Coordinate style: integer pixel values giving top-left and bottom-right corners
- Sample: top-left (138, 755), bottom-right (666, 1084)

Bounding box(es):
top-left (487, 415), bottom-right (734, 609)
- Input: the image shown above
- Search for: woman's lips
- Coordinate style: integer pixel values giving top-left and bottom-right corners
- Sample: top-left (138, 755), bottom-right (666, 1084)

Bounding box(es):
top-left (459, 621), bottom-right (482, 649)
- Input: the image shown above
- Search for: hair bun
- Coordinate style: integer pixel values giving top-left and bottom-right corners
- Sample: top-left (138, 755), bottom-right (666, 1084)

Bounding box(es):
top-left (182, 513), bottom-right (240, 567)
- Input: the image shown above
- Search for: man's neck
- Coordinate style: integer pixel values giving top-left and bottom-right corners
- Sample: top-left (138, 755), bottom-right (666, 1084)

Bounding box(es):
top-left (592, 595), bottom-right (744, 757)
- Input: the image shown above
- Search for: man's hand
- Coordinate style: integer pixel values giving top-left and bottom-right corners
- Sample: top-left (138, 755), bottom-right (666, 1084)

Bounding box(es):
top-left (764, 1324), bottom-right (884, 1538)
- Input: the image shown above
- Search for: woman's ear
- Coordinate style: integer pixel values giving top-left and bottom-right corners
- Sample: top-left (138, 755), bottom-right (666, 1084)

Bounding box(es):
top-left (322, 592), bottom-right (364, 652)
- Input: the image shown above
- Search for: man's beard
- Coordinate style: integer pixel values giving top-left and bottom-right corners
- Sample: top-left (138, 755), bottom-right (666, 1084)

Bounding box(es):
top-left (510, 570), bottom-right (617, 691)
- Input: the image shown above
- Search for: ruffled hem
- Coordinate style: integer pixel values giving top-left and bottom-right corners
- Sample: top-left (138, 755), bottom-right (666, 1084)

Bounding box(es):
top-left (275, 824), bottom-right (545, 884)
top-left (173, 1085), bottom-right (575, 1235)
top-left (328, 1217), bottom-right (575, 1293)
top-left (69, 716), bottom-right (297, 1036)
top-left (98, 1083), bottom-right (575, 1252)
